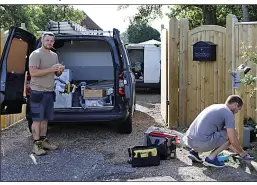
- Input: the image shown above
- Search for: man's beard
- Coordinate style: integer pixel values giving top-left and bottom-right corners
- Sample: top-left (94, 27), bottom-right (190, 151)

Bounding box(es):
top-left (43, 44), bottom-right (52, 50)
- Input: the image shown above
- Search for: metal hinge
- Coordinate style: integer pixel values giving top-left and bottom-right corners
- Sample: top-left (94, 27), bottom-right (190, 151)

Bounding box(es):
top-left (166, 100), bottom-right (169, 105)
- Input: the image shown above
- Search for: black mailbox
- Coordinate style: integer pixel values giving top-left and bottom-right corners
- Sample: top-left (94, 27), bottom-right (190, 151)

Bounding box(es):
top-left (193, 41), bottom-right (217, 61)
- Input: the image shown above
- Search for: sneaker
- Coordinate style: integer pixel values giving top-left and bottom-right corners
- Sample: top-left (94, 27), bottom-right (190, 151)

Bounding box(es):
top-left (32, 141), bottom-right (47, 156)
top-left (240, 154), bottom-right (255, 160)
top-left (41, 138), bottom-right (58, 150)
top-left (188, 150), bottom-right (203, 163)
top-left (203, 157), bottom-right (225, 168)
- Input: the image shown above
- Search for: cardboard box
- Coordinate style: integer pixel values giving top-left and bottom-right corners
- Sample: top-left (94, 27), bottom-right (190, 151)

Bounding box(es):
top-left (83, 89), bottom-right (106, 99)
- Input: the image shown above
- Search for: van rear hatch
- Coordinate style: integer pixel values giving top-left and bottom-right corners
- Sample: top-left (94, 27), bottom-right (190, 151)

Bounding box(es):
top-left (52, 37), bottom-right (118, 112)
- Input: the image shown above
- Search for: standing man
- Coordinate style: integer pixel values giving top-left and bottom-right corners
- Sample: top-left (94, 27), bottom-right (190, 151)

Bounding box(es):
top-left (29, 32), bottom-right (64, 156)
top-left (183, 95), bottom-right (254, 167)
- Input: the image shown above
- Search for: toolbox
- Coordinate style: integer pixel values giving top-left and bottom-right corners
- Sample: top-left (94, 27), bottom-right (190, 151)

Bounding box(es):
top-left (144, 126), bottom-right (178, 160)
top-left (128, 145), bottom-right (160, 167)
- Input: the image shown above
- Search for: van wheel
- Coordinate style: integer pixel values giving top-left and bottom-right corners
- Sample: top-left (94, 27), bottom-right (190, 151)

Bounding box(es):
top-left (119, 113), bottom-right (132, 134)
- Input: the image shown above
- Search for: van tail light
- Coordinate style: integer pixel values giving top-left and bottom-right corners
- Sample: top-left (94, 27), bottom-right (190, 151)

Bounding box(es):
top-left (25, 73), bottom-right (31, 96)
top-left (118, 73), bottom-right (125, 96)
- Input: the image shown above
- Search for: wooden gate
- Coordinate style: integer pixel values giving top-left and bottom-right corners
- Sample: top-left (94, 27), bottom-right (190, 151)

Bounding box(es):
top-left (182, 25), bottom-right (227, 127)
top-left (161, 14), bottom-right (257, 129)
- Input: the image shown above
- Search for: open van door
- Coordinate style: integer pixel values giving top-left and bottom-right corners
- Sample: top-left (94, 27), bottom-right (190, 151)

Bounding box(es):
top-left (144, 45), bottom-right (161, 84)
top-left (113, 28), bottom-right (135, 112)
top-left (0, 27), bottom-right (36, 115)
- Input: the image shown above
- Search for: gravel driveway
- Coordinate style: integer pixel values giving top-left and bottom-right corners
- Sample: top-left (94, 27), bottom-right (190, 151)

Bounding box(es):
top-left (1, 90), bottom-right (257, 181)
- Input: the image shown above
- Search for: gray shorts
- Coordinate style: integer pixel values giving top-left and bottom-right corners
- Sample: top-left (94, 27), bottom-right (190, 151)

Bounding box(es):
top-left (183, 130), bottom-right (228, 152)
top-left (30, 90), bottom-right (55, 122)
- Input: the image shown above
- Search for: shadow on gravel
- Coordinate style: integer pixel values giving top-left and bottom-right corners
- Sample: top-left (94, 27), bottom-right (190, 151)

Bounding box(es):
top-left (79, 155), bottom-right (194, 181)
top-left (202, 166), bottom-right (257, 181)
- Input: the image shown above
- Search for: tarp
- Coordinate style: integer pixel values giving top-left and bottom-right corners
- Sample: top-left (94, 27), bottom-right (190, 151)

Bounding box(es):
top-left (126, 39), bottom-right (161, 49)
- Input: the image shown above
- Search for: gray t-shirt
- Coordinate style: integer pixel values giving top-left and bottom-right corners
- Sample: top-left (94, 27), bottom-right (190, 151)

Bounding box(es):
top-left (185, 104), bottom-right (235, 142)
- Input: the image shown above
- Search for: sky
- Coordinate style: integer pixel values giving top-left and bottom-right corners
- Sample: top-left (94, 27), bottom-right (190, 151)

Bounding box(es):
top-left (73, 5), bottom-right (171, 33)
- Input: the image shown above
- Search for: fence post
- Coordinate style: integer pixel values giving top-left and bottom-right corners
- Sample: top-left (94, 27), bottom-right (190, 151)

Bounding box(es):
top-left (234, 69), bottom-right (245, 146)
top-left (0, 29), bottom-right (5, 129)
top-left (226, 14), bottom-right (238, 98)
top-left (0, 28), bottom-right (4, 56)
top-left (168, 18), bottom-right (179, 129)
top-left (160, 28), bottom-right (168, 124)
top-left (179, 18), bottom-right (189, 128)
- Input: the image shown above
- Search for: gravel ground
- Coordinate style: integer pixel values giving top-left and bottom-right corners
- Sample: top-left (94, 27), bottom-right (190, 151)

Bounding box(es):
top-left (1, 90), bottom-right (257, 181)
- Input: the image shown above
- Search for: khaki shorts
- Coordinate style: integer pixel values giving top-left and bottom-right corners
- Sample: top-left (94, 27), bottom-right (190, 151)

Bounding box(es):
top-left (183, 130), bottom-right (228, 152)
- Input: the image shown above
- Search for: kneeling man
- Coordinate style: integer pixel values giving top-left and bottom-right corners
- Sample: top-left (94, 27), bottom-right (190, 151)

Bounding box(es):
top-left (183, 95), bottom-right (253, 167)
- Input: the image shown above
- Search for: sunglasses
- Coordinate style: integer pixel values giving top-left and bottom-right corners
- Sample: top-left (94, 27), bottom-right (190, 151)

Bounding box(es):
top-left (42, 32), bottom-right (55, 38)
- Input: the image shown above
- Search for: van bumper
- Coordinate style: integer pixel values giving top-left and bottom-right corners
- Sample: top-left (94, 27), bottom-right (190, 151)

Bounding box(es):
top-left (52, 109), bottom-right (129, 123)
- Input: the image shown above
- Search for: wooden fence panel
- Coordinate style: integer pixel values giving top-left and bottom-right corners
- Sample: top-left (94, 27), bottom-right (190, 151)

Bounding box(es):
top-left (234, 23), bottom-right (257, 122)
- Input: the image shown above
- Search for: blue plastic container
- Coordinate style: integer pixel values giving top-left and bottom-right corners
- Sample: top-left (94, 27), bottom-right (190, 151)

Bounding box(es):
top-left (217, 153), bottom-right (229, 162)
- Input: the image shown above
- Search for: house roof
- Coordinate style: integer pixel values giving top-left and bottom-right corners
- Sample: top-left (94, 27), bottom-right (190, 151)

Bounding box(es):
top-left (81, 12), bottom-right (102, 30)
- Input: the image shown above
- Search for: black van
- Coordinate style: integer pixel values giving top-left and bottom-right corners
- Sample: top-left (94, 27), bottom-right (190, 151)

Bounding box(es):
top-left (0, 26), bottom-right (136, 134)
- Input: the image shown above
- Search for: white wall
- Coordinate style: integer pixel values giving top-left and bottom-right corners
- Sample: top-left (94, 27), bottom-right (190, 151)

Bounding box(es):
top-left (56, 40), bottom-right (114, 81)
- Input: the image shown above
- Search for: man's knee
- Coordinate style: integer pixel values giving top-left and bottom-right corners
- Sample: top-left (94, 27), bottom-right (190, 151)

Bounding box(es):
top-left (41, 120), bottom-right (48, 124)
top-left (32, 121), bottom-right (40, 125)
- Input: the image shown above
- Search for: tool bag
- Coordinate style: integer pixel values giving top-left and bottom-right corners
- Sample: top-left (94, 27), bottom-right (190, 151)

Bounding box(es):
top-left (128, 146), bottom-right (160, 167)
top-left (146, 131), bottom-right (177, 160)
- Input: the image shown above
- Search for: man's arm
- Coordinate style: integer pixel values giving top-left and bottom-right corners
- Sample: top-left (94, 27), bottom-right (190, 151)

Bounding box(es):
top-left (29, 52), bottom-right (59, 77)
top-left (226, 128), bottom-right (246, 156)
top-left (29, 66), bottom-right (55, 77)
top-left (54, 54), bottom-right (64, 77)
top-left (225, 111), bottom-right (247, 157)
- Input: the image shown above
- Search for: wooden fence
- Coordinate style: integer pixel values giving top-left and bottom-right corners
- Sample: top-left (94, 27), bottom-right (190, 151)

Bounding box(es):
top-left (1, 24), bottom-right (27, 129)
top-left (161, 14), bottom-right (257, 130)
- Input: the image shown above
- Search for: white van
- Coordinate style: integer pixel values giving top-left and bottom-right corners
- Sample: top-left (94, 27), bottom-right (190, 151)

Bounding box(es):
top-left (126, 40), bottom-right (161, 89)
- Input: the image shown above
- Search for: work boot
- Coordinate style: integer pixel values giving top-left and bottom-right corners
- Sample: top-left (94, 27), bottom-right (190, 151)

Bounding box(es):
top-left (41, 138), bottom-right (58, 150)
top-left (32, 141), bottom-right (47, 156)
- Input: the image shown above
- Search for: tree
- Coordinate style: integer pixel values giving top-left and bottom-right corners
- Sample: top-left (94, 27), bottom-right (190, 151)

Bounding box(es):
top-left (120, 31), bottom-right (129, 43)
top-left (33, 5), bottom-right (85, 34)
top-left (125, 23), bottom-right (160, 43)
top-left (118, 5), bottom-right (257, 29)
top-left (0, 5), bottom-right (33, 30)
top-left (0, 5), bottom-right (86, 35)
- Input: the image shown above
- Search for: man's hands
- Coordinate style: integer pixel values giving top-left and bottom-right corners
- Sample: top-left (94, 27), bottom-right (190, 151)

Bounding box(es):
top-left (52, 64), bottom-right (65, 76)
top-left (51, 64), bottom-right (64, 73)
top-left (227, 128), bottom-right (248, 157)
